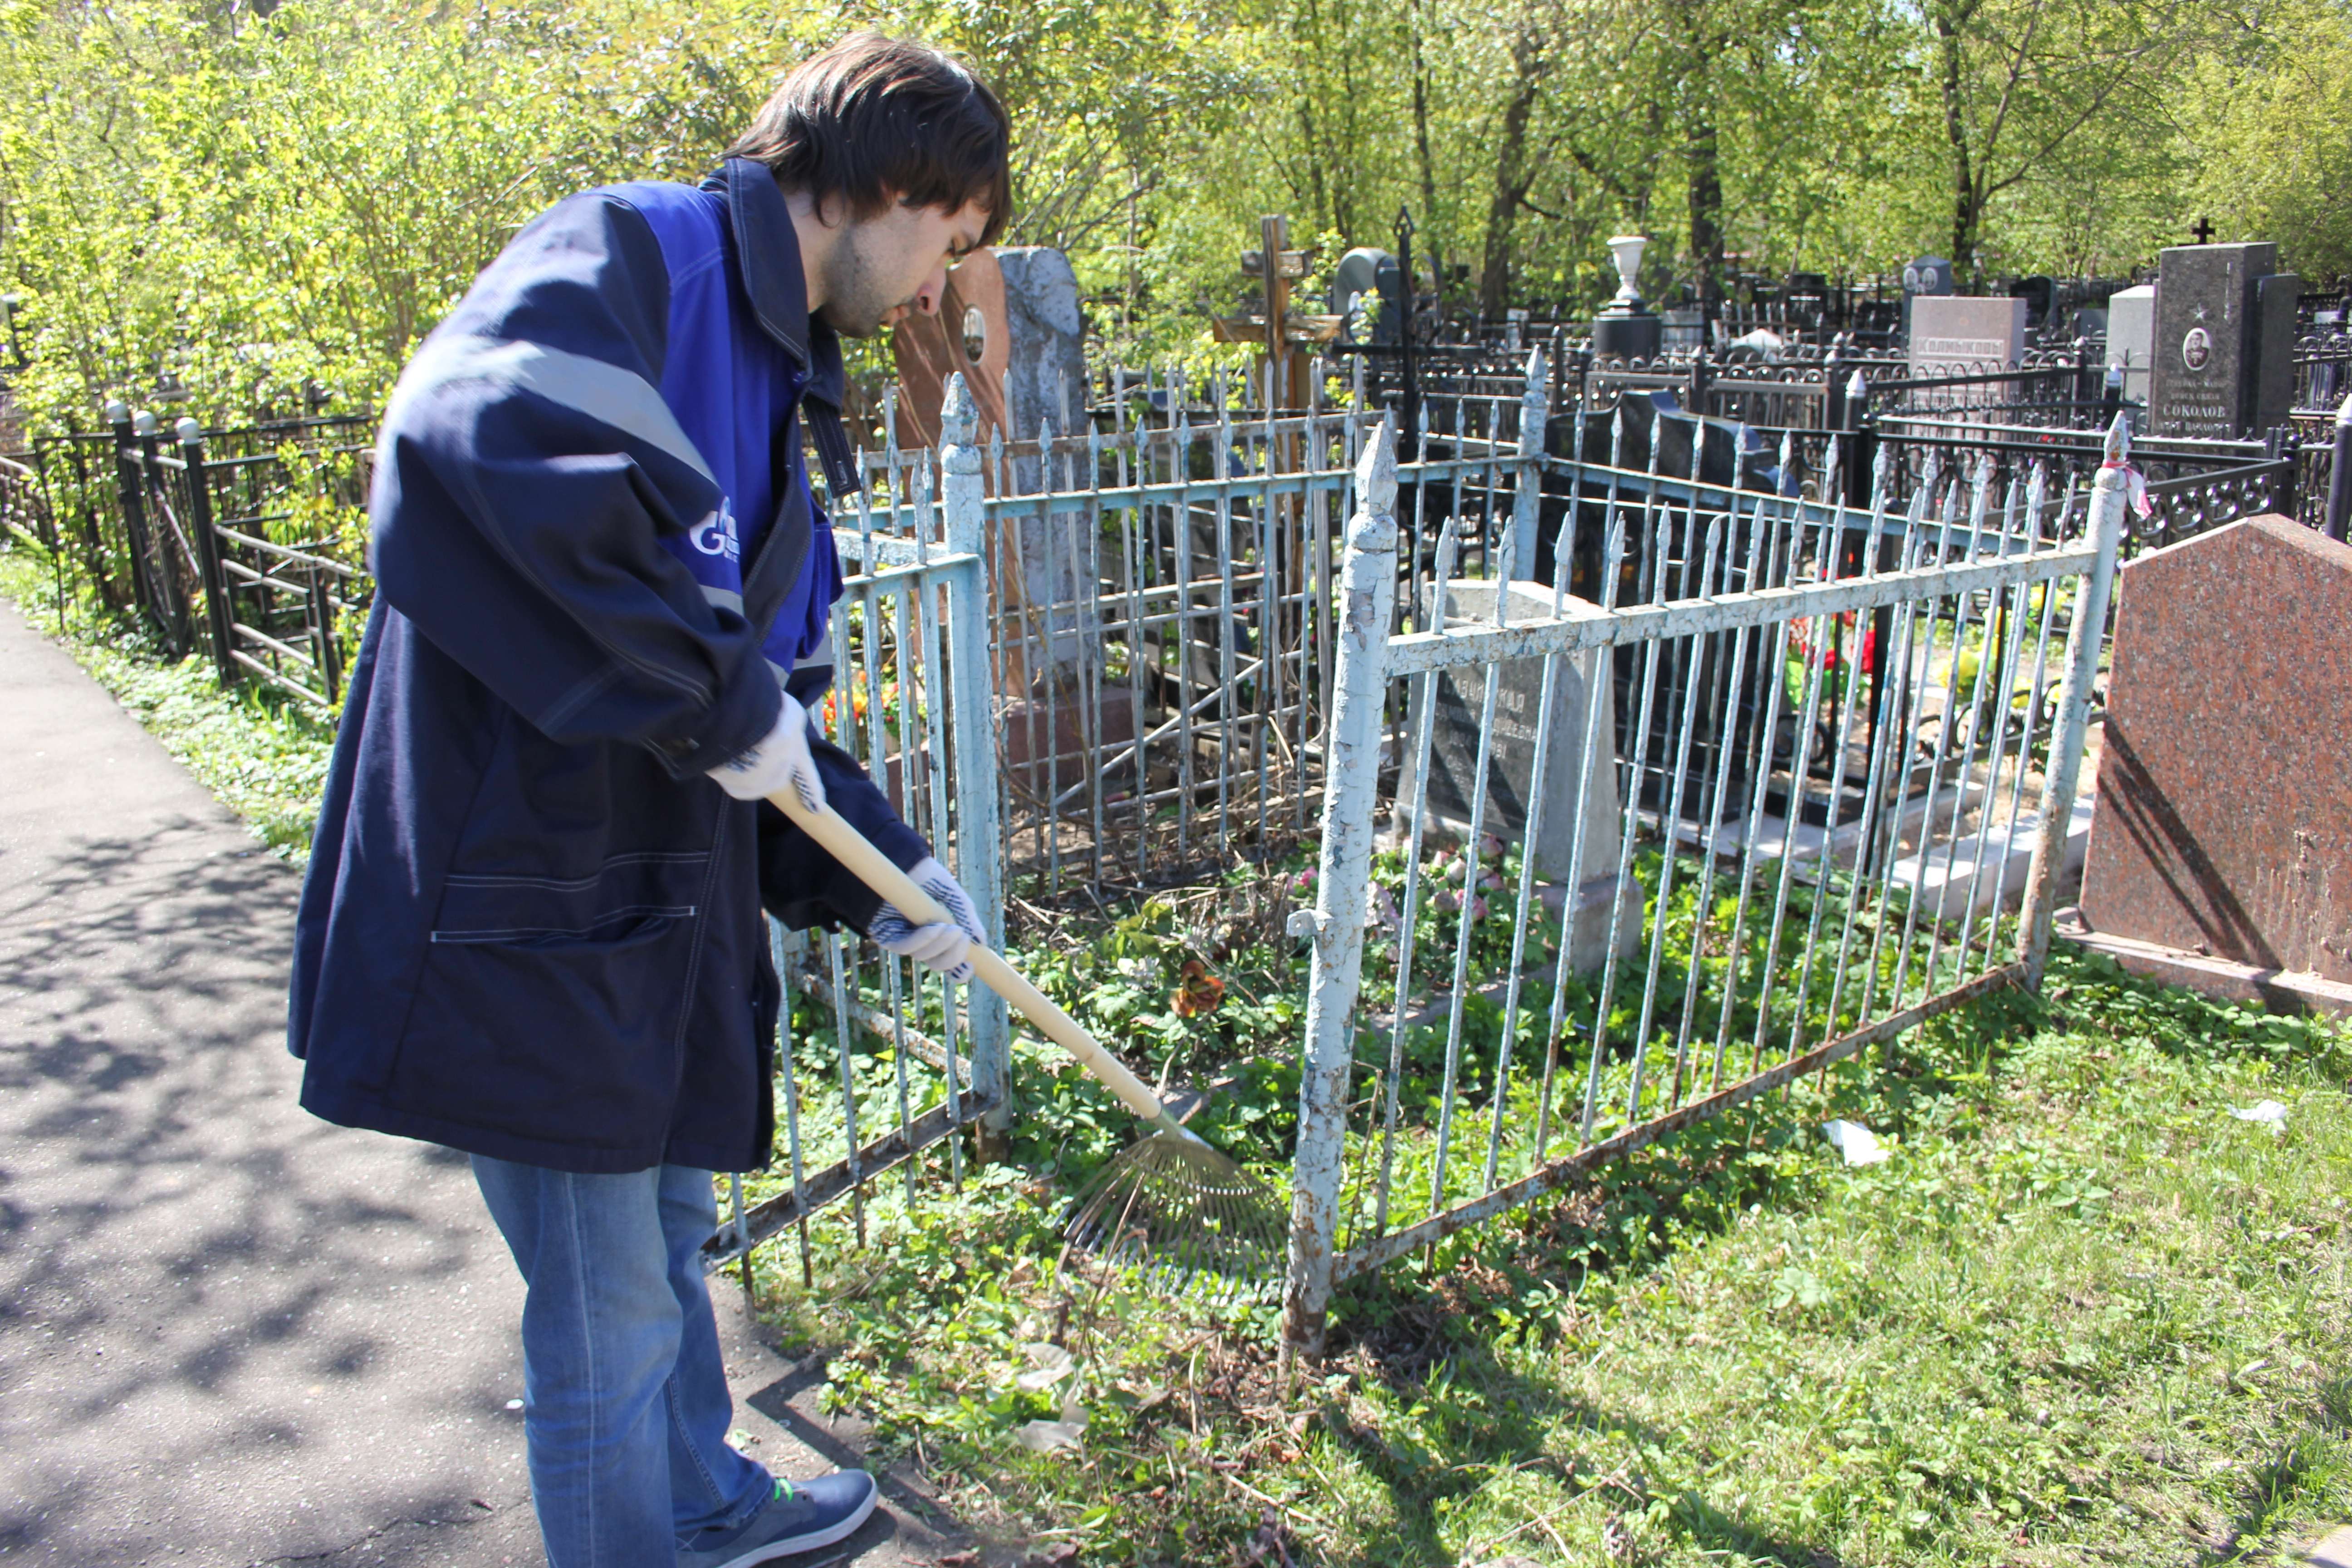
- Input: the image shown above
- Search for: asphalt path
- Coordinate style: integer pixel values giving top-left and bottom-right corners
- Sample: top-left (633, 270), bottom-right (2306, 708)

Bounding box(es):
top-left (0, 597), bottom-right (964, 1567)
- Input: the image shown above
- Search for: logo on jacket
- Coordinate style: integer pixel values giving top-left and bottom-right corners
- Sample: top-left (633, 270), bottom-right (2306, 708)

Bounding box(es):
top-left (689, 500), bottom-right (740, 562)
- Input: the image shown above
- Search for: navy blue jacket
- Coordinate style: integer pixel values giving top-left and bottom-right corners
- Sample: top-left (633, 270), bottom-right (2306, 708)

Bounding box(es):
top-left (289, 159), bottom-right (927, 1175)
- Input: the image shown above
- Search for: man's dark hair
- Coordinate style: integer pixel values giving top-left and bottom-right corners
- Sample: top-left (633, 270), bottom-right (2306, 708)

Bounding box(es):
top-left (730, 33), bottom-right (1011, 245)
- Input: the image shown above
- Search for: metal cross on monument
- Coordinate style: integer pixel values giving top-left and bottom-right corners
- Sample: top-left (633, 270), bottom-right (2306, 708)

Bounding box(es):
top-left (2190, 216), bottom-right (2216, 244)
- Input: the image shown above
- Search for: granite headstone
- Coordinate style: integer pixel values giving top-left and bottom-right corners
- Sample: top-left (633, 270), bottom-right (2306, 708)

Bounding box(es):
top-left (2148, 242), bottom-right (2301, 439)
top-left (893, 247), bottom-right (1095, 683)
top-left (1395, 579), bottom-right (1621, 886)
top-left (2077, 515), bottom-right (2352, 984)
top-left (1899, 255), bottom-right (1955, 341)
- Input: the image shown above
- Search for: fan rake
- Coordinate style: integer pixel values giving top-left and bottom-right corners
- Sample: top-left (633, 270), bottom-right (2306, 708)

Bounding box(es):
top-left (779, 793), bottom-right (1290, 1297)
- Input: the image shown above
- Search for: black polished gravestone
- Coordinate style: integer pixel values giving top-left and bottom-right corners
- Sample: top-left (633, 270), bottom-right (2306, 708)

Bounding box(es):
top-left (2149, 242), bottom-right (2300, 439)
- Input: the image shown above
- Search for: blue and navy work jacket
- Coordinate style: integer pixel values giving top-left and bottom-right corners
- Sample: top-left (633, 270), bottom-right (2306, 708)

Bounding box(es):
top-left (289, 158), bottom-right (928, 1176)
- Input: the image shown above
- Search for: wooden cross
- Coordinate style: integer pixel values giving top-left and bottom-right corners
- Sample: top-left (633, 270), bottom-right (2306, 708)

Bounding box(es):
top-left (2191, 216), bottom-right (2216, 244)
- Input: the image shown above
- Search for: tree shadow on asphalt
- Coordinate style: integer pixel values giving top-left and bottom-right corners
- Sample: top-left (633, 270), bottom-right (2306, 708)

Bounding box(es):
top-left (0, 822), bottom-right (524, 1560)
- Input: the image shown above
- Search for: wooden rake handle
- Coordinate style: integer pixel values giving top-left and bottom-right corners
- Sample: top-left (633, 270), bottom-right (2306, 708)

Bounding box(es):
top-left (775, 791), bottom-right (1188, 1139)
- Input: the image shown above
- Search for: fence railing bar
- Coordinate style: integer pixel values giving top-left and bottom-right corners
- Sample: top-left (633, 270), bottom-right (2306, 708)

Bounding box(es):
top-left (231, 619), bottom-right (321, 671)
top-left (1369, 519), bottom-right (1451, 1242)
top-left (1944, 475), bottom-right (2039, 978)
top-left (1704, 507), bottom-right (1802, 1095)
top-left (1916, 465), bottom-right (2002, 1001)
top-left (1887, 480), bottom-right (1975, 1008)
top-left (1566, 518), bottom-right (1633, 1150)
top-left (1786, 451), bottom-right (1885, 1061)
top-left (226, 648), bottom-right (332, 710)
top-left (1426, 522), bottom-right (1497, 1217)
top-left (1333, 964), bottom-right (2025, 1284)
top-left (1380, 536), bottom-right (2097, 675)
top-left (1679, 487), bottom-right (1773, 1097)
top-left (1978, 469), bottom-right (2069, 978)
top-left (209, 524), bottom-right (363, 577)
top-left (699, 1086), bottom-right (1004, 1271)
top-left (1818, 475), bottom-right (1921, 1035)
top-left (1750, 474), bottom-right (1852, 1076)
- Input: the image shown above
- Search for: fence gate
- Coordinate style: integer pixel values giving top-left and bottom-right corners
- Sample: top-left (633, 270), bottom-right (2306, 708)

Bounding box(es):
top-left (1281, 413), bottom-right (2127, 1351)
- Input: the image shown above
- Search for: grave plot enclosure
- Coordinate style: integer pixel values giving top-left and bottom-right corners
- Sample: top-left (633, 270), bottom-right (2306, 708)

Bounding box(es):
top-left (1281, 416), bottom-right (2126, 1348)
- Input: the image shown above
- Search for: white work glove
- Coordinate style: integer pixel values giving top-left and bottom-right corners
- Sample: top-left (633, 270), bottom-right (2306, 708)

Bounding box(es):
top-left (866, 858), bottom-right (986, 982)
top-left (709, 691), bottom-right (826, 811)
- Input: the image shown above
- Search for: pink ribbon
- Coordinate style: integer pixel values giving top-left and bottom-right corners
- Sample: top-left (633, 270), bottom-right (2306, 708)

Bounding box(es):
top-left (2102, 457), bottom-right (2154, 519)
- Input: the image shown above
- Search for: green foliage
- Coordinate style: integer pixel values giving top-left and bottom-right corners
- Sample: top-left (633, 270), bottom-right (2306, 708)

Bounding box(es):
top-left (0, 0), bottom-right (2339, 467)
top-left (0, 0), bottom-right (792, 432)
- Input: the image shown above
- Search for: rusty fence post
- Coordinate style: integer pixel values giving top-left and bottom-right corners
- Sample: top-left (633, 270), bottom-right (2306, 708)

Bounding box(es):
top-left (174, 418), bottom-right (240, 688)
top-left (1283, 417), bottom-right (1398, 1358)
top-left (2018, 412), bottom-right (2126, 989)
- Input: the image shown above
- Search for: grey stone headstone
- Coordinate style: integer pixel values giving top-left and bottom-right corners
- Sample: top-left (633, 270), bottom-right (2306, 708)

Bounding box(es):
top-left (2149, 242), bottom-right (2300, 440)
top-left (2105, 284), bottom-right (2155, 407)
top-left (1907, 295), bottom-right (2026, 371)
top-left (1391, 578), bottom-right (1642, 970)
top-left (995, 248), bottom-right (1087, 492)
top-left (993, 247), bottom-right (1095, 672)
top-left (1394, 579), bottom-right (1621, 887)
top-left (2254, 272), bottom-right (2302, 435)
top-left (1899, 255), bottom-right (1955, 339)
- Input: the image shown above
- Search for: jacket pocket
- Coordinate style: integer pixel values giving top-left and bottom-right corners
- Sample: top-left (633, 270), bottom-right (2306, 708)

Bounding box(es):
top-left (429, 850), bottom-right (709, 943)
top-left (392, 850), bottom-right (713, 1151)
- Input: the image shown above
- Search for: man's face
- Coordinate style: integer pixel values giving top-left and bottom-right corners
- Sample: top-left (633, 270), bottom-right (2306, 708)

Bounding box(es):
top-left (814, 195), bottom-right (990, 338)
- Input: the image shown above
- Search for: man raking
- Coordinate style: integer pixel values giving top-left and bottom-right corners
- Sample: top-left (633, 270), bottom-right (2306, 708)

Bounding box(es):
top-left (288, 34), bottom-right (1008, 1567)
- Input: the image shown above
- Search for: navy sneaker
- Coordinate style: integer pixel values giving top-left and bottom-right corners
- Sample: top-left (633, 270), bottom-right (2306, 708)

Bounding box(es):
top-left (677, 1472), bottom-right (880, 1568)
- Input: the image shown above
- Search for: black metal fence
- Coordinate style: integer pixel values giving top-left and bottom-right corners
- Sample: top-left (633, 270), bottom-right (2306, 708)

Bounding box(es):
top-left (2296, 327), bottom-right (2351, 415)
top-left (3, 406), bottom-right (374, 710)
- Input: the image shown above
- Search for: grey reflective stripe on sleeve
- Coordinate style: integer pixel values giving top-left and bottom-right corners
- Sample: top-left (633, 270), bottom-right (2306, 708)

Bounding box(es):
top-left (702, 584), bottom-right (744, 614)
top-left (381, 336), bottom-right (714, 482)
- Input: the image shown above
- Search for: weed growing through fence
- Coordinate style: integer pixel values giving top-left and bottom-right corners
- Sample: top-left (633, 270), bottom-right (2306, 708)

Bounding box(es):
top-left (741, 944), bottom-right (2352, 1565)
top-left (0, 545), bottom-right (334, 860)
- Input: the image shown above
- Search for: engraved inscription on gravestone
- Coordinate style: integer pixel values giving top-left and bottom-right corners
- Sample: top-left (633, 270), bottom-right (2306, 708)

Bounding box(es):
top-left (1906, 295), bottom-right (2026, 369)
top-left (1907, 295), bottom-right (2027, 412)
top-left (2149, 242), bottom-right (2300, 439)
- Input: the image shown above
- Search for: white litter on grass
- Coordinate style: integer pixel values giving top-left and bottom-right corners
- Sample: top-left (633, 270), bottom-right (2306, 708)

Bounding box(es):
top-left (1013, 1418), bottom-right (1085, 1454)
top-left (1016, 1342), bottom-right (1075, 1392)
top-left (2229, 1100), bottom-right (2290, 1132)
top-left (1822, 1120), bottom-right (1890, 1166)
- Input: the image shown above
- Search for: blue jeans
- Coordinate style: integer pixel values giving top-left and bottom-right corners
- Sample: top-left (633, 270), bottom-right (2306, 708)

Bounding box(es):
top-left (472, 1157), bottom-right (774, 1568)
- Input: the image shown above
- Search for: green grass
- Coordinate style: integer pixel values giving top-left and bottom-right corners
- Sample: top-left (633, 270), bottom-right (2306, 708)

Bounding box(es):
top-left (0, 544), bottom-right (334, 862)
top-left (742, 950), bottom-right (2352, 1566)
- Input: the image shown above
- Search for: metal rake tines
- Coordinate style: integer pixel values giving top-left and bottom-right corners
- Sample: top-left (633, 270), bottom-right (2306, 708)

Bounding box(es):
top-left (1063, 1131), bottom-right (1286, 1295)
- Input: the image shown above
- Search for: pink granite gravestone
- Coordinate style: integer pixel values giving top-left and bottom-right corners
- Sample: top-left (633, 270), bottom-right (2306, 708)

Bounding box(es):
top-left (2076, 515), bottom-right (2352, 989)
